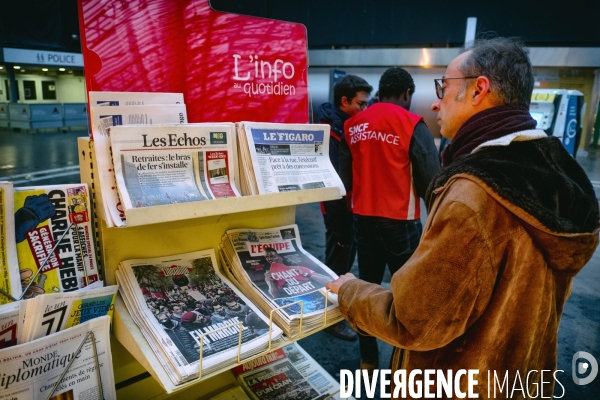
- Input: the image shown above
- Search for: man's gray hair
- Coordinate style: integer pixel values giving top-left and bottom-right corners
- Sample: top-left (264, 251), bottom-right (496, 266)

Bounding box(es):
top-left (457, 37), bottom-right (534, 107)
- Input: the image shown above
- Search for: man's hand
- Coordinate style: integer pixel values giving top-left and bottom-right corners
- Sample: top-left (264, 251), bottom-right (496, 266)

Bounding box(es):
top-left (325, 273), bottom-right (357, 294)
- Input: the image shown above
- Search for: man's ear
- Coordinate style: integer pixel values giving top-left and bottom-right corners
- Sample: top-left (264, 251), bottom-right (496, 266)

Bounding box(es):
top-left (472, 76), bottom-right (491, 105)
top-left (403, 89), bottom-right (412, 101)
top-left (340, 96), bottom-right (350, 107)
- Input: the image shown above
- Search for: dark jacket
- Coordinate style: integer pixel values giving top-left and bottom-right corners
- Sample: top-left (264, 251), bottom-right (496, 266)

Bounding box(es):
top-left (317, 102), bottom-right (349, 174)
top-left (317, 102), bottom-right (353, 244)
top-left (162, 320), bottom-right (199, 363)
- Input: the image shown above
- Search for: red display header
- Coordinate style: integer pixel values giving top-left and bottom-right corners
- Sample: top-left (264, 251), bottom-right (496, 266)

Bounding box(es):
top-left (78, 0), bottom-right (309, 124)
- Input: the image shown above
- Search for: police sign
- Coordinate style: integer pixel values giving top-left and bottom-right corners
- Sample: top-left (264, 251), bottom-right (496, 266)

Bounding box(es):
top-left (2, 48), bottom-right (83, 67)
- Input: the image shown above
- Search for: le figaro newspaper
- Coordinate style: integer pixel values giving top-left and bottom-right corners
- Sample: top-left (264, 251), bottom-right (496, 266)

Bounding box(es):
top-left (240, 122), bottom-right (345, 195)
top-left (0, 315), bottom-right (115, 400)
top-left (110, 123), bottom-right (240, 211)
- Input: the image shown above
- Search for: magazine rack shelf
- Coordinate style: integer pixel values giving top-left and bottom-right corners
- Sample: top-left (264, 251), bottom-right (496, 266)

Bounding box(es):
top-left (124, 187), bottom-right (341, 227)
top-left (78, 138), bottom-right (343, 399)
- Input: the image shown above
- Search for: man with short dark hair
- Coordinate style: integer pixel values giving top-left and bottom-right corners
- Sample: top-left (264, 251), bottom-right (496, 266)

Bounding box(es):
top-left (317, 74), bottom-right (373, 341)
top-left (338, 66), bottom-right (440, 371)
top-left (211, 303), bottom-right (232, 324)
top-left (170, 305), bottom-right (184, 321)
top-left (328, 38), bottom-right (599, 396)
top-left (224, 298), bottom-right (251, 318)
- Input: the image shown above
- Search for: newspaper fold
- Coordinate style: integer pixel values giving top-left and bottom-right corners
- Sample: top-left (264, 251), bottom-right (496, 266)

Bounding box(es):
top-left (0, 302), bottom-right (19, 349)
top-left (19, 285), bottom-right (118, 343)
top-left (88, 91), bottom-right (184, 111)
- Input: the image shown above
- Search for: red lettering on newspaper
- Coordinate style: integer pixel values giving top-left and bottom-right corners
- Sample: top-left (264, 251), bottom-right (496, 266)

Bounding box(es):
top-left (26, 226), bottom-right (63, 271)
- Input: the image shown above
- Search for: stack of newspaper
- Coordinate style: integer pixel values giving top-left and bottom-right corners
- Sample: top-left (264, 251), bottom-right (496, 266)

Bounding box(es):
top-left (110, 123), bottom-right (241, 212)
top-left (0, 316), bottom-right (116, 399)
top-left (219, 224), bottom-right (343, 339)
top-left (18, 284), bottom-right (118, 343)
top-left (115, 249), bottom-right (283, 386)
top-left (235, 122), bottom-right (346, 196)
top-left (0, 301), bottom-right (19, 348)
top-left (0, 282), bottom-right (117, 350)
top-left (88, 91), bottom-right (187, 227)
top-left (232, 342), bottom-right (351, 400)
top-left (0, 182), bottom-right (22, 304)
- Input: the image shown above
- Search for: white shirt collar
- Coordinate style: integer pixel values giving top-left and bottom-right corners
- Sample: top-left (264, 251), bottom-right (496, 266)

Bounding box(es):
top-left (472, 129), bottom-right (548, 153)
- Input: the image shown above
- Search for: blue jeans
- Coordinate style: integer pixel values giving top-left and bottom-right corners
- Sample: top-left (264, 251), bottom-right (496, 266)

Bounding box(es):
top-left (354, 215), bottom-right (422, 363)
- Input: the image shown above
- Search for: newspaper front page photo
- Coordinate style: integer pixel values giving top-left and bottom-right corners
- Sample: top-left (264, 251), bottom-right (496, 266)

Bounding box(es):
top-left (116, 249), bottom-right (282, 385)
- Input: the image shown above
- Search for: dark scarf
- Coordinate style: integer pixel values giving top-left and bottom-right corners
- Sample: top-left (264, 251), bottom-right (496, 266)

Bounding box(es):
top-left (441, 104), bottom-right (537, 167)
top-left (426, 136), bottom-right (599, 234)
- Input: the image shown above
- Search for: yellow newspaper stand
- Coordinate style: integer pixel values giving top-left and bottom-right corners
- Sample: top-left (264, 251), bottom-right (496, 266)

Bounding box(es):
top-left (78, 138), bottom-right (342, 399)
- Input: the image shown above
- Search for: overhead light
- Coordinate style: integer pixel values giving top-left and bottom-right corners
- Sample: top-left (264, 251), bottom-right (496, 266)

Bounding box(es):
top-left (42, 68), bottom-right (48, 72)
top-left (14, 66), bottom-right (20, 69)
top-left (0, 66), bottom-right (3, 70)
top-left (21, 70), bottom-right (25, 72)
top-left (68, 70), bottom-right (73, 74)
top-left (59, 68), bottom-right (66, 71)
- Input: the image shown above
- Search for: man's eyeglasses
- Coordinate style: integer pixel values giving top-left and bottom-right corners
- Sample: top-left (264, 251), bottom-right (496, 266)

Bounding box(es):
top-left (354, 100), bottom-right (368, 109)
top-left (434, 76), bottom-right (479, 99)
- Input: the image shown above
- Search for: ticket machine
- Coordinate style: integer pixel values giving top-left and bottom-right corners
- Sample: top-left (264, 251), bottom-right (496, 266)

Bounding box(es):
top-left (529, 89), bottom-right (585, 156)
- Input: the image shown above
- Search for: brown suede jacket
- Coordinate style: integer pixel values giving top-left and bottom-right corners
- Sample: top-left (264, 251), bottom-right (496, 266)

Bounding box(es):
top-left (338, 136), bottom-right (599, 399)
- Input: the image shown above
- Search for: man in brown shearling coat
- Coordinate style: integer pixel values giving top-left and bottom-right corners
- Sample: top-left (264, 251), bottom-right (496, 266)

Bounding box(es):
top-left (326, 37), bottom-right (600, 398)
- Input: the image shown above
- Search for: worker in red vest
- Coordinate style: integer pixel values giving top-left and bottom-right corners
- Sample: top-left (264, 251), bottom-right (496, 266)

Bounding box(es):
top-left (339, 67), bottom-right (440, 372)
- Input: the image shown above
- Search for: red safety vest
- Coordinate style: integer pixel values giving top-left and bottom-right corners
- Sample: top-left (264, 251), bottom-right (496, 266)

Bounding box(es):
top-left (344, 103), bottom-right (422, 220)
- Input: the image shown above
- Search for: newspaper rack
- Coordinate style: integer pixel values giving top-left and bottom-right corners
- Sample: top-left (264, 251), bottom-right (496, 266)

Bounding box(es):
top-left (197, 291), bottom-right (330, 380)
top-left (122, 187), bottom-right (342, 227)
top-left (114, 290), bottom-right (335, 392)
top-left (267, 289), bottom-right (332, 340)
top-left (197, 321), bottom-right (244, 380)
top-left (45, 330), bottom-right (105, 400)
top-left (79, 138), bottom-right (344, 396)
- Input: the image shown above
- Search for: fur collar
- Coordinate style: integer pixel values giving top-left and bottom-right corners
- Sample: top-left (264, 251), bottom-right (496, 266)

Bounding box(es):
top-left (426, 136), bottom-right (599, 234)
